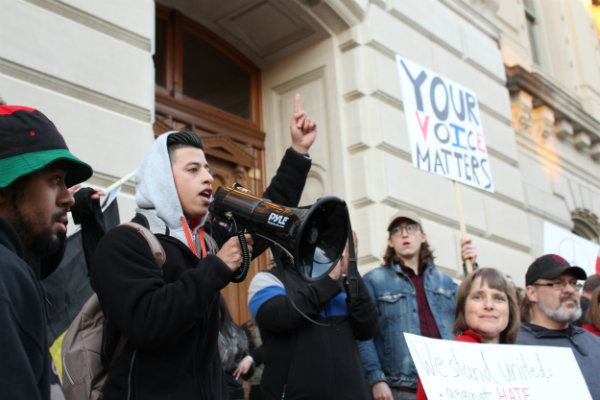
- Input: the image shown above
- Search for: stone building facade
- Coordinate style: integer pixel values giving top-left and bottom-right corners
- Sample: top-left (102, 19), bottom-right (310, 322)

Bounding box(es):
top-left (1, 0), bottom-right (599, 318)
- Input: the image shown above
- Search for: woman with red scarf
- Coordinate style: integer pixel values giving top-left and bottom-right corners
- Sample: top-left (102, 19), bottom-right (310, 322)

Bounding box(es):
top-left (416, 268), bottom-right (520, 400)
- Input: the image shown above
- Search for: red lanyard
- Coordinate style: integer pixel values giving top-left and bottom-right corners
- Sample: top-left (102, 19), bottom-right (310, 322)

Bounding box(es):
top-left (181, 216), bottom-right (206, 258)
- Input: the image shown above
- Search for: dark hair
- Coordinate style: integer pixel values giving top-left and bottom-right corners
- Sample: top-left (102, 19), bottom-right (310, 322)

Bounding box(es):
top-left (516, 286), bottom-right (530, 323)
top-left (453, 267), bottom-right (520, 344)
top-left (166, 131), bottom-right (205, 163)
top-left (586, 286), bottom-right (600, 330)
top-left (1, 172), bottom-right (31, 212)
top-left (583, 274), bottom-right (600, 294)
top-left (382, 222), bottom-right (434, 269)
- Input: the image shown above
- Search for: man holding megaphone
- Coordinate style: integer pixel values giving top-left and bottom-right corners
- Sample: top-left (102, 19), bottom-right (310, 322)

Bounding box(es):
top-left (90, 94), bottom-right (316, 400)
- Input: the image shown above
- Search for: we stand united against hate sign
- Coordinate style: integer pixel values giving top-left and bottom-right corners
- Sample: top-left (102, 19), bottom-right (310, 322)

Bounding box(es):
top-left (396, 56), bottom-right (493, 192)
top-left (405, 334), bottom-right (592, 400)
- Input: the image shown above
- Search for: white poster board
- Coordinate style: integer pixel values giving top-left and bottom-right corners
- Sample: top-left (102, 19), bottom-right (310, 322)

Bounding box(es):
top-left (405, 333), bottom-right (592, 400)
top-left (396, 56), bottom-right (493, 192)
top-left (543, 221), bottom-right (600, 277)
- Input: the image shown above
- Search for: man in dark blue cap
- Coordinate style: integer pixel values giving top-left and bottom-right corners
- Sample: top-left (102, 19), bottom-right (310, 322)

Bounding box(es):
top-left (0, 105), bottom-right (92, 399)
top-left (518, 254), bottom-right (600, 399)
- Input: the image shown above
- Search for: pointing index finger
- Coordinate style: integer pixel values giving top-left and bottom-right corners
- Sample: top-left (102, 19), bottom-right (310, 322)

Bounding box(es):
top-left (294, 93), bottom-right (301, 114)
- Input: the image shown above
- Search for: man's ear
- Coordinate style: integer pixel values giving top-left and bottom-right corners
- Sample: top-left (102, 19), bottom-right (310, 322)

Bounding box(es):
top-left (525, 285), bottom-right (537, 303)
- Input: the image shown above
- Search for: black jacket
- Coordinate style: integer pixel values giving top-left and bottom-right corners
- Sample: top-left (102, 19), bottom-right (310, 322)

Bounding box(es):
top-left (248, 263), bottom-right (378, 400)
top-left (0, 215), bottom-right (64, 399)
top-left (91, 148), bottom-right (311, 400)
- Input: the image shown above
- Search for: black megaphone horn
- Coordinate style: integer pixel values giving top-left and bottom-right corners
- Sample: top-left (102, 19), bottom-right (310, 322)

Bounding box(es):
top-left (208, 186), bottom-right (349, 282)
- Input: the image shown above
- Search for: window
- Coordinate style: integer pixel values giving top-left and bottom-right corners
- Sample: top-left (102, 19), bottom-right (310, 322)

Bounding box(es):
top-left (181, 30), bottom-right (251, 119)
top-left (524, 0), bottom-right (542, 65)
top-left (572, 208), bottom-right (600, 244)
top-left (155, 6), bottom-right (260, 123)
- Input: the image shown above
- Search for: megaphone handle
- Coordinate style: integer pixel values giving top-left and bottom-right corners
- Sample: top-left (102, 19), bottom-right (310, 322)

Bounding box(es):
top-left (231, 231), bottom-right (251, 283)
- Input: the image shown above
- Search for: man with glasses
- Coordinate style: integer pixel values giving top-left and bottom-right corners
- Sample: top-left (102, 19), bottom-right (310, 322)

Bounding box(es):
top-left (517, 254), bottom-right (600, 399)
top-left (358, 210), bottom-right (477, 400)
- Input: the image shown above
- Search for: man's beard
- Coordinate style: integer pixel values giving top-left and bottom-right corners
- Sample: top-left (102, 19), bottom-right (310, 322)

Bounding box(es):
top-left (10, 207), bottom-right (66, 257)
top-left (31, 227), bottom-right (66, 257)
top-left (538, 295), bottom-right (582, 324)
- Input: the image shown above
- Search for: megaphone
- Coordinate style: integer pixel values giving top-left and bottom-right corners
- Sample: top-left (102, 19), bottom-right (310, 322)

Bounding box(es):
top-left (209, 186), bottom-right (349, 282)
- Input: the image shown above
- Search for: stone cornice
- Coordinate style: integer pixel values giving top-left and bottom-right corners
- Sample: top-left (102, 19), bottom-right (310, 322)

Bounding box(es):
top-left (505, 65), bottom-right (600, 142)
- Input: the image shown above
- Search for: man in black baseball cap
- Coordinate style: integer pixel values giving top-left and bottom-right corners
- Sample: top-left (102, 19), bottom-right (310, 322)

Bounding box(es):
top-left (0, 105), bottom-right (92, 399)
top-left (517, 254), bottom-right (600, 399)
top-left (525, 253), bottom-right (587, 286)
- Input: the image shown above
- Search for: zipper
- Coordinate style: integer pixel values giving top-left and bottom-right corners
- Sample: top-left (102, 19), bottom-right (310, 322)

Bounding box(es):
top-left (192, 232), bottom-right (204, 258)
top-left (192, 233), bottom-right (199, 257)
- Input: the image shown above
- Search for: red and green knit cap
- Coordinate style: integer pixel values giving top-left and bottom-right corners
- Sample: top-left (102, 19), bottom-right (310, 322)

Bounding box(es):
top-left (0, 105), bottom-right (92, 188)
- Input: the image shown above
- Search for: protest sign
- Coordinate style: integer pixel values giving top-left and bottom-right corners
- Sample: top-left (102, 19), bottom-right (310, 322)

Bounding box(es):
top-left (543, 221), bottom-right (600, 276)
top-left (405, 333), bottom-right (592, 400)
top-left (396, 56), bottom-right (493, 192)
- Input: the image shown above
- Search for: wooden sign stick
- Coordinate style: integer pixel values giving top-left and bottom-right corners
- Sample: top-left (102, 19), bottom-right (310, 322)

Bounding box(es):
top-left (453, 180), bottom-right (473, 273)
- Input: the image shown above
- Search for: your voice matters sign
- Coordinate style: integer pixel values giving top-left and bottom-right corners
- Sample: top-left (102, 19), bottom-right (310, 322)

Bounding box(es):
top-left (396, 56), bottom-right (494, 192)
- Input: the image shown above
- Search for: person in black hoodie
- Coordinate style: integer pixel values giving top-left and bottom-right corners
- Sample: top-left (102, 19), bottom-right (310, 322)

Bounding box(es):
top-left (0, 105), bottom-right (93, 400)
top-left (91, 94), bottom-right (316, 400)
top-left (247, 232), bottom-right (378, 400)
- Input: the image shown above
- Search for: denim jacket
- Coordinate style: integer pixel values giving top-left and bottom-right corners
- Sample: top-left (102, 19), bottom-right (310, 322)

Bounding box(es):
top-left (357, 262), bottom-right (457, 389)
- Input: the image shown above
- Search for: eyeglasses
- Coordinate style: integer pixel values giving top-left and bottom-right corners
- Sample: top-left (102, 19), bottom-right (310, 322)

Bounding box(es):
top-left (390, 224), bottom-right (420, 235)
top-left (532, 281), bottom-right (583, 291)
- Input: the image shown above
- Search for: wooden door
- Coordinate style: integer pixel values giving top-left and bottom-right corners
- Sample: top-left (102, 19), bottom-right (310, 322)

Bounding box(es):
top-left (154, 5), bottom-right (266, 325)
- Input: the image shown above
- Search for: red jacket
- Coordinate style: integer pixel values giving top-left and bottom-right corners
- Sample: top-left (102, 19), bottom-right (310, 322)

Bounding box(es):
top-left (416, 330), bottom-right (483, 400)
top-left (582, 324), bottom-right (600, 336)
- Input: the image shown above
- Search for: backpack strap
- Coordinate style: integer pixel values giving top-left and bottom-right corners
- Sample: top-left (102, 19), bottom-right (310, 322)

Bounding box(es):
top-left (121, 222), bottom-right (166, 267)
top-left (110, 223), bottom-right (166, 361)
